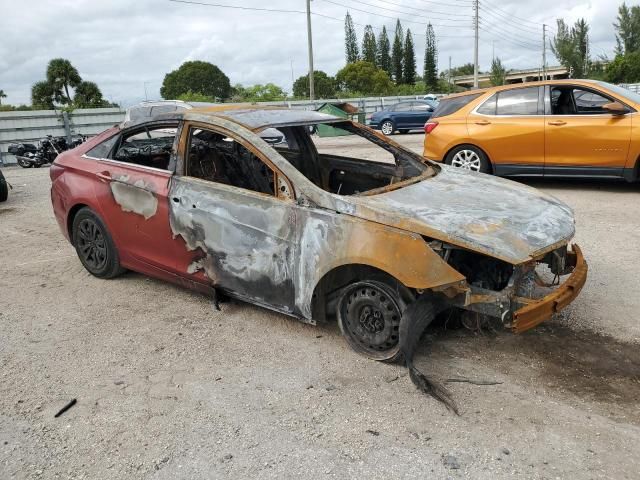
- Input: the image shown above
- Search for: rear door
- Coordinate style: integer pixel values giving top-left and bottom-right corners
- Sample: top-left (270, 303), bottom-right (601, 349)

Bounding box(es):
top-left (409, 102), bottom-right (434, 128)
top-left (544, 85), bottom-right (631, 175)
top-left (466, 86), bottom-right (545, 174)
top-left (391, 102), bottom-right (415, 129)
top-left (88, 122), bottom-right (191, 273)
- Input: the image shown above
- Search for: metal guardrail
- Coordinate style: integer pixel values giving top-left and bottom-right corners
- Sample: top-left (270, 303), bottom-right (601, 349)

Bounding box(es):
top-left (0, 96), bottom-right (434, 165)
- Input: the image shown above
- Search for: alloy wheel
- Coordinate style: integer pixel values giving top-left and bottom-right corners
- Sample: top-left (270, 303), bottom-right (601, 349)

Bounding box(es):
top-left (76, 218), bottom-right (108, 271)
top-left (381, 121), bottom-right (394, 135)
top-left (451, 149), bottom-right (481, 171)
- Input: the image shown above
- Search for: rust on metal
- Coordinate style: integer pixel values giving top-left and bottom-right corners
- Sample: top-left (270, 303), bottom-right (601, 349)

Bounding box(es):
top-left (512, 245), bottom-right (587, 333)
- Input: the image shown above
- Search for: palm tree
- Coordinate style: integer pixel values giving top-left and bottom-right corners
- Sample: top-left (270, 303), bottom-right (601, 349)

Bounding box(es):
top-left (0, 90), bottom-right (6, 105)
top-left (46, 59), bottom-right (81, 104)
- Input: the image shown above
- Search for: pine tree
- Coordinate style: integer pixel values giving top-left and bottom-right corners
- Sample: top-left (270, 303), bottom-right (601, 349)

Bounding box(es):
top-left (391, 20), bottom-right (404, 83)
top-left (424, 23), bottom-right (438, 90)
top-left (489, 57), bottom-right (506, 86)
top-left (362, 25), bottom-right (378, 64)
top-left (377, 26), bottom-right (392, 72)
top-left (345, 12), bottom-right (360, 64)
top-left (403, 29), bottom-right (417, 85)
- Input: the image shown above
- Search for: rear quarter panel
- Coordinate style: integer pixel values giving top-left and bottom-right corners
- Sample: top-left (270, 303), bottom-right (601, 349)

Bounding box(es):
top-left (50, 127), bottom-right (119, 242)
top-left (423, 116), bottom-right (470, 161)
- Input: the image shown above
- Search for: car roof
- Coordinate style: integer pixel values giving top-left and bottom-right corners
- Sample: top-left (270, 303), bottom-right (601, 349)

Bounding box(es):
top-left (442, 79), bottom-right (603, 99)
top-left (123, 105), bottom-right (343, 131)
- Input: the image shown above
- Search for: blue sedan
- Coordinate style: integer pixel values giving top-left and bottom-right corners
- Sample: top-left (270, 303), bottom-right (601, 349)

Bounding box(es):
top-left (369, 100), bottom-right (436, 135)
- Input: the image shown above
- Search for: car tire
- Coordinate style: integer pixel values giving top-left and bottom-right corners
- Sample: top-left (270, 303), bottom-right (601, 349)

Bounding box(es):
top-left (0, 180), bottom-right (8, 202)
top-left (337, 279), bottom-right (413, 362)
top-left (72, 207), bottom-right (125, 279)
top-left (380, 120), bottom-right (395, 136)
top-left (445, 145), bottom-right (491, 174)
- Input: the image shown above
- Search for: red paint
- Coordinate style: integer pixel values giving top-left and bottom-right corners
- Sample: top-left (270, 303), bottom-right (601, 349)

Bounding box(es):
top-left (50, 127), bottom-right (205, 290)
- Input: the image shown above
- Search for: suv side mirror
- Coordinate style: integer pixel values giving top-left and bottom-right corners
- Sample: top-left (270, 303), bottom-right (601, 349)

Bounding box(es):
top-left (602, 101), bottom-right (628, 115)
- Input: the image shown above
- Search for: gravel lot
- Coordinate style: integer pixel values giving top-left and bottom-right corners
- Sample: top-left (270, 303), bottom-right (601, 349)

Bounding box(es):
top-left (1, 134), bottom-right (639, 479)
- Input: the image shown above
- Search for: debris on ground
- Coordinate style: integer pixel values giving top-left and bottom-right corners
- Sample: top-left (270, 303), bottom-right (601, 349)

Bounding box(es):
top-left (399, 295), bottom-right (459, 414)
top-left (54, 398), bottom-right (77, 418)
top-left (446, 377), bottom-right (503, 386)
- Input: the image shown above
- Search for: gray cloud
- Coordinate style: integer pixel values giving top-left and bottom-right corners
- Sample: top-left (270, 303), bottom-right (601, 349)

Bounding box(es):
top-left (0, 0), bottom-right (634, 106)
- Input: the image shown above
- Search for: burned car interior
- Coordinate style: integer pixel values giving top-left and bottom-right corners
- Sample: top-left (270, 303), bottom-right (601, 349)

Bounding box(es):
top-left (112, 125), bottom-right (177, 170)
top-left (187, 127), bottom-right (275, 195)
top-left (262, 121), bottom-right (429, 196)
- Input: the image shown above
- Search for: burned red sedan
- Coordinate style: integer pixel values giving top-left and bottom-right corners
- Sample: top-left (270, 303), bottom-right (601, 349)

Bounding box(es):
top-left (50, 106), bottom-right (586, 364)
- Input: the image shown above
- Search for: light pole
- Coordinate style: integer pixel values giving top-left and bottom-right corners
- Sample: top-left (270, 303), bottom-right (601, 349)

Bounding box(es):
top-left (473, 0), bottom-right (479, 88)
top-left (306, 0), bottom-right (315, 100)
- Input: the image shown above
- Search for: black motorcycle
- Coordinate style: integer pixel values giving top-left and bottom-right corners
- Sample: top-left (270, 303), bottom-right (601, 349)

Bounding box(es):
top-left (9, 135), bottom-right (86, 168)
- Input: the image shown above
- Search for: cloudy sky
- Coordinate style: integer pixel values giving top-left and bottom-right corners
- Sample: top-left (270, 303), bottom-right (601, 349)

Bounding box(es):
top-left (0, 0), bottom-right (635, 106)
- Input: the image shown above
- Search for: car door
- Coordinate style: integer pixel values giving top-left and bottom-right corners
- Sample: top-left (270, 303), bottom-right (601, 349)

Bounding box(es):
top-left (467, 86), bottom-right (545, 174)
top-left (410, 102), bottom-right (434, 127)
top-left (89, 122), bottom-right (192, 274)
top-left (544, 85), bottom-right (632, 175)
top-left (169, 121), bottom-right (297, 312)
top-left (391, 102), bottom-right (414, 129)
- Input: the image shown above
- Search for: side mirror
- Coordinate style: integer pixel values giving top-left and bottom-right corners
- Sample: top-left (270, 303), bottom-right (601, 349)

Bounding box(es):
top-left (602, 101), bottom-right (627, 115)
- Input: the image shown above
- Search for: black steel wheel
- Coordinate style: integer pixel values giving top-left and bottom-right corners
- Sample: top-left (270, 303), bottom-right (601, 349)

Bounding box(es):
top-left (337, 280), bottom-right (406, 361)
top-left (72, 208), bottom-right (124, 279)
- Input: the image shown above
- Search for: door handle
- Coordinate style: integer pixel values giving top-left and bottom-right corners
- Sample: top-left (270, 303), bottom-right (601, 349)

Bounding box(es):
top-left (96, 171), bottom-right (111, 182)
top-left (548, 120), bottom-right (567, 126)
top-left (475, 120), bottom-right (491, 125)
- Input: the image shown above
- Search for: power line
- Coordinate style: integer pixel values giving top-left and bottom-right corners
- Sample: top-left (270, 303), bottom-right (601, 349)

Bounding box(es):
top-left (478, 18), bottom-right (542, 45)
top-left (350, 0), bottom-right (474, 19)
top-left (481, 0), bottom-right (550, 28)
top-left (317, 0), bottom-right (472, 28)
top-left (478, 27), bottom-right (540, 51)
top-left (313, 10), bottom-right (474, 38)
top-left (479, 4), bottom-right (542, 35)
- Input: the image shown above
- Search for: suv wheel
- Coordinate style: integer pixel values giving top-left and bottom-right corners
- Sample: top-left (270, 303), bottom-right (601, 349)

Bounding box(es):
top-left (445, 145), bottom-right (491, 173)
top-left (380, 120), bottom-right (395, 136)
top-left (72, 207), bottom-right (124, 279)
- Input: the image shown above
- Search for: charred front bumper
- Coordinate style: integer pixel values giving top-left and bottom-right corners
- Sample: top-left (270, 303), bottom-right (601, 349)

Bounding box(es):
top-left (446, 244), bottom-right (587, 333)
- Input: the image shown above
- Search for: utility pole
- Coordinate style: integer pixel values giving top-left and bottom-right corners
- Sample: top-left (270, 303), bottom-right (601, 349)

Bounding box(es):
top-left (448, 55), bottom-right (452, 92)
top-left (473, 0), bottom-right (479, 88)
top-left (306, 0), bottom-right (315, 100)
top-left (542, 24), bottom-right (547, 81)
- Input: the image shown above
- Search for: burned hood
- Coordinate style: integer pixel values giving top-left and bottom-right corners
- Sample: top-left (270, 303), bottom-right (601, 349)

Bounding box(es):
top-left (353, 166), bottom-right (575, 264)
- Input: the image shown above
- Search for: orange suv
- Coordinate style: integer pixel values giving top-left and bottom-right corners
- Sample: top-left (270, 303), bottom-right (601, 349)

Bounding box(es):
top-left (423, 80), bottom-right (640, 181)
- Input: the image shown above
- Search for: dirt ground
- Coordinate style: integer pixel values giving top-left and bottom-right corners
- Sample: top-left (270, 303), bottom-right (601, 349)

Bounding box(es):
top-left (1, 134), bottom-right (639, 479)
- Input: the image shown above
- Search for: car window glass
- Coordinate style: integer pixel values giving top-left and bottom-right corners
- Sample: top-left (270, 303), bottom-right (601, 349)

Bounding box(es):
top-left (86, 135), bottom-right (118, 159)
top-left (394, 103), bottom-right (412, 111)
top-left (186, 127), bottom-right (275, 196)
top-left (496, 87), bottom-right (539, 115)
top-left (412, 103), bottom-right (432, 111)
top-left (476, 94), bottom-right (497, 115)
top-left (112, 125), bottom-right (177, 170)
top-left (572, 88), bottom-right (613, 114)
top-left (431, 93), bottom-right (482, 119)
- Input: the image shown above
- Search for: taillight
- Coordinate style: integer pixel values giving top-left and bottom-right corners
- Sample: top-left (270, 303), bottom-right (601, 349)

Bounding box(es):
top-left (424, 121), bottom-right (438, 134)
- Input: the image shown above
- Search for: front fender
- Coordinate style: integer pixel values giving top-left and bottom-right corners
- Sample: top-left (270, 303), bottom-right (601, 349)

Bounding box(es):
top-left (295, 209), bottom-right (465, 319)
